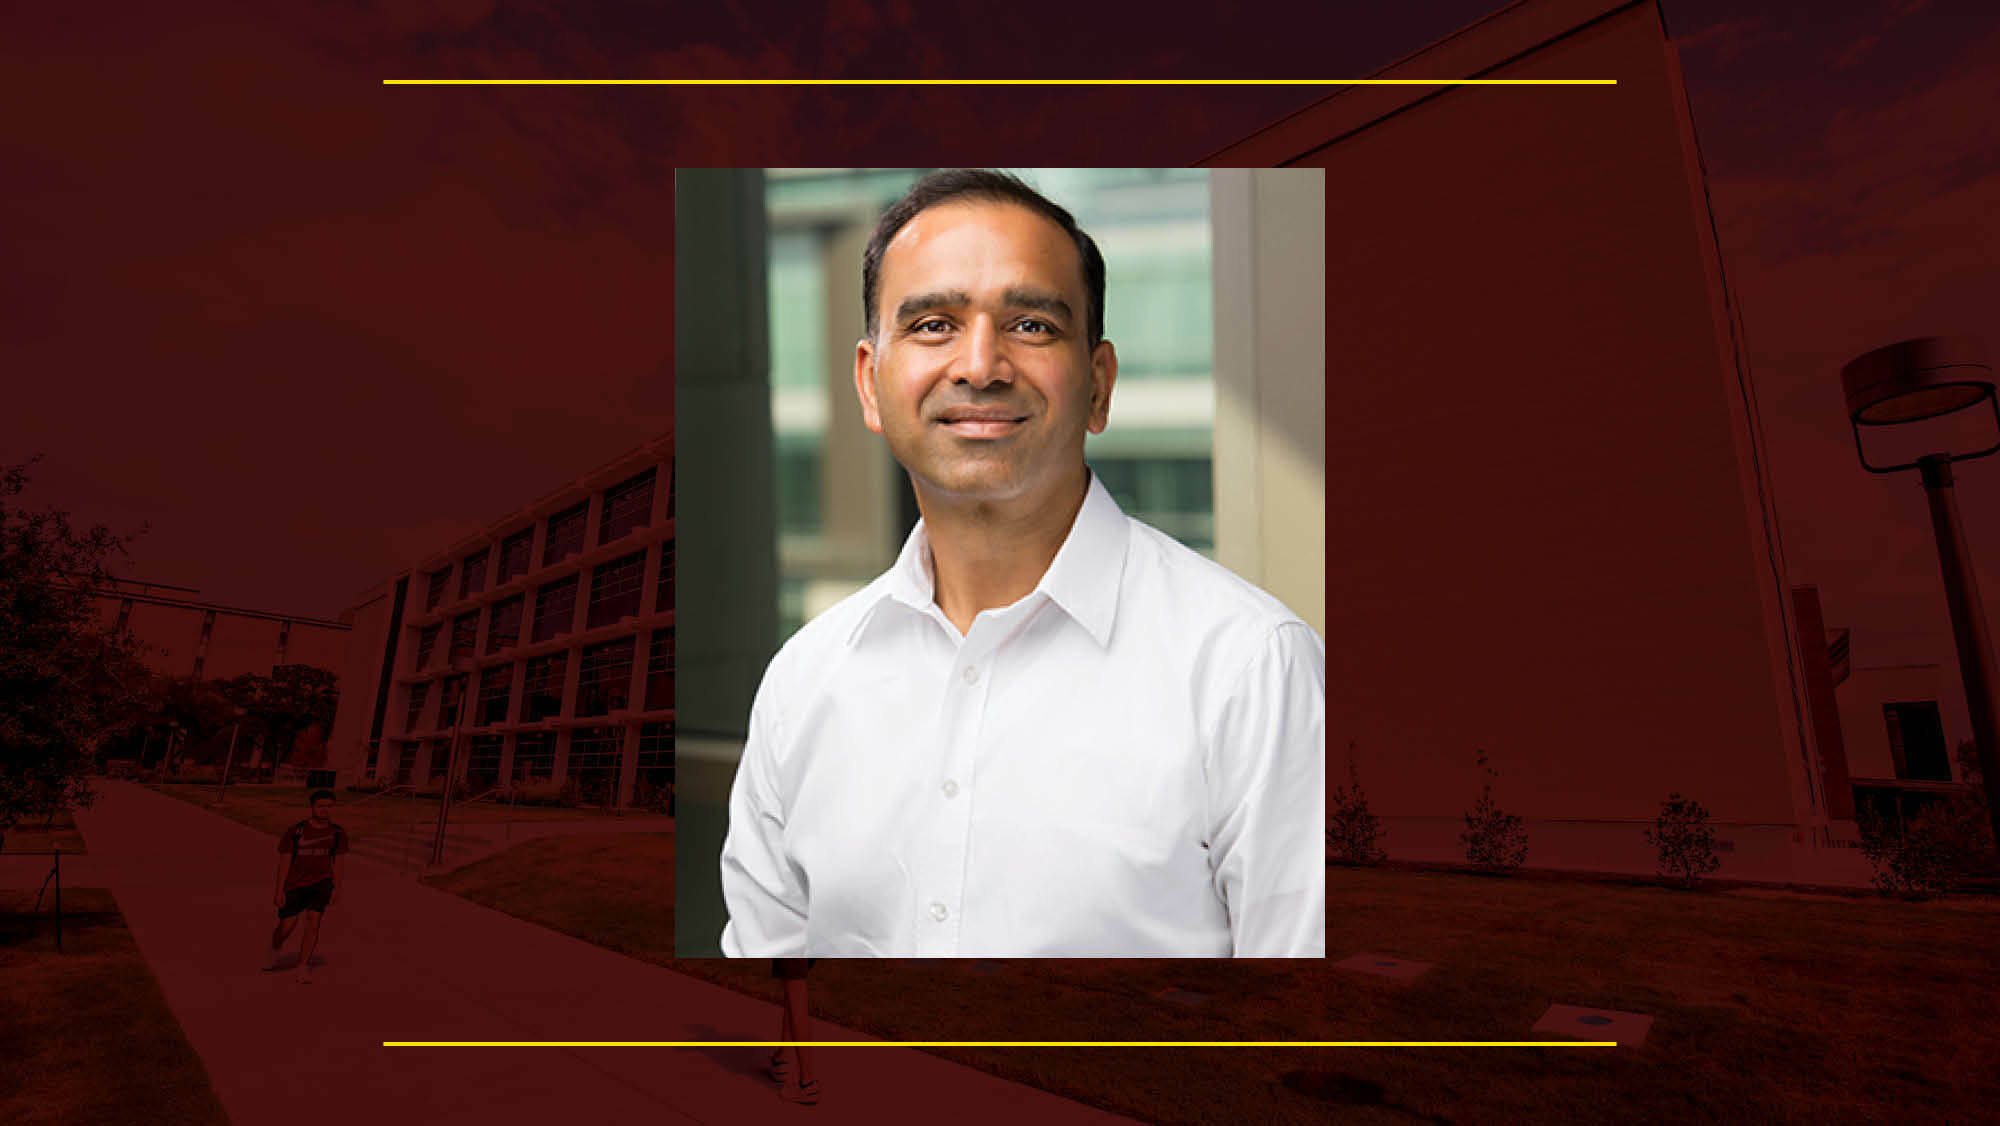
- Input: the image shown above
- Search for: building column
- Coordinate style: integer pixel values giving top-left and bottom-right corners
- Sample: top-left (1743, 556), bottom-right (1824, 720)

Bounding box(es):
top-left (1210, 168), bottom-right (1327, 636)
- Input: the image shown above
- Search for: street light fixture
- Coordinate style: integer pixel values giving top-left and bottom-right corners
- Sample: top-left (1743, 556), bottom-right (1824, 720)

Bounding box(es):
top-left (1842, 336), bottom-right (2000, 847)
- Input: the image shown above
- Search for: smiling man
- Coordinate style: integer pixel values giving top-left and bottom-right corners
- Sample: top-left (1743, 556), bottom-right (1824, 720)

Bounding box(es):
top-left (719, 169), bottom-right (1325, 958)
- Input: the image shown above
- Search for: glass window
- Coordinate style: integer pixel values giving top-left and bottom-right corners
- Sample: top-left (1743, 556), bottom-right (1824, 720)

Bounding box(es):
top-left (576, 638), bottom-right (635, 717)
top-left (645, 629), bottom-right (674, 712)
top-left (425, 568), bottom-right (450, 611)
top-left (477, 664), bottom-right (513, 726)
top-left (497, 528), bottom-right (534, 584)
top-left (396, 741), bottom-right (419, 784)
top-left (404, 681), bottom-right (430, 732)
top-left (428, 738), bottom-right (454, 781)
top-left (448, 612), bottom-right (478, 663)
top-left (513, 731), bottom-right (555, 780)
top-left (543, 502), bottom-right (588, 567)
top-left (438, 676), bottom-right (466, 729)
top-left (656, 542), bottom-right (675, 615)
top-left (413, 623), bottom-right (441, 671)
top-left (587, 552), bottom-right (646, 629)
top-left (636, 720), bottom-right (674, 808)
top-left (566, 725), bottom-right (622, 805)
top-left (521, 653), bottom-right (567, 722)
top-left (531, 575), bottom-right (579, 643)
top-left (466, 735), bottom-right (504, 790)
top-left (459, 548), bottom-right (489, 600)
top-left (599, 468), bottom-right (657, 546)
top-left (486, 595), bottom-right (524, 654)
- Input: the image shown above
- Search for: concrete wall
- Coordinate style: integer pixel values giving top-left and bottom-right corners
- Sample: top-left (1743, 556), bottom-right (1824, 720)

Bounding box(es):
top-left (1208, 0), bottom-right (1823, 876)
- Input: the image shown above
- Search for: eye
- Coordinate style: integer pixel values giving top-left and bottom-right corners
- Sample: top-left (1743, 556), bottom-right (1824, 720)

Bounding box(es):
top-left (911, 317), bottom-right (953, 335)
top-left (1014, 318), bottom-right (1055, 335)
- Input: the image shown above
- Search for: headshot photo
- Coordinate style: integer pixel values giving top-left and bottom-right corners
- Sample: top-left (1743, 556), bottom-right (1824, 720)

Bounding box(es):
top-left (674, 168), bottom-right (1327, 959)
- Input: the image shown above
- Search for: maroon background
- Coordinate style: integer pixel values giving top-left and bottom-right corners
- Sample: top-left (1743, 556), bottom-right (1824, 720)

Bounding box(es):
top-left (6, 0), bottom-right (1997, 1121)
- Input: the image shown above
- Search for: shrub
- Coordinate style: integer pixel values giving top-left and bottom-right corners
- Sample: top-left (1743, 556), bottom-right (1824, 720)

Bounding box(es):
top-left (633, 779), bottom-right (675, 815)
top-left (1859, 801), bottom-right (1988, 900)
top-left (503, 779), bottom-right (569, 807)
top-left (1326, 742), bottom-right (1386, 865)
top-left (1460, 748), bottom-right (1527, 873)
top-left (1645, 793), bottom-right (1722, 889)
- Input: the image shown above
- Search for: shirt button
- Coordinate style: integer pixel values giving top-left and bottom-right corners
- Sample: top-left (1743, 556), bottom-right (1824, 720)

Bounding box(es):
top-left (941, 779), bottom-right (959, 799)
top-left (929, 901), bottom-right (949, 922)
top-left (962, 665), bottom-right (979, 685)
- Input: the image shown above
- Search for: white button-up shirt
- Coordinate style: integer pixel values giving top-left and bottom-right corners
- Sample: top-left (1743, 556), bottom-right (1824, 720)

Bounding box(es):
top-left (719, 474), bottom-right (1325, 957)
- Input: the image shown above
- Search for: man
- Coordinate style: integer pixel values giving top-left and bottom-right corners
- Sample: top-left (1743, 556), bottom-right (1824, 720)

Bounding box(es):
top-left (720, 169), bottom-right (1324, 958)
top-left (268, 788), bottom-right (348, 982)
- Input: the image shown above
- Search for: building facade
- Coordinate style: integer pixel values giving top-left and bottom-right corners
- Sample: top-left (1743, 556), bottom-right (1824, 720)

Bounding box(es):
top-left (329, 436), bottom-right (674, 808)
top-left (92, 577), bottom-right (350, 681)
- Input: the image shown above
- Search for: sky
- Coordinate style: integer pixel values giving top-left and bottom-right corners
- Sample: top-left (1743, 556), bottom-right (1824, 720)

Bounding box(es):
top-left (4, 0), bottom-right (1997, 723)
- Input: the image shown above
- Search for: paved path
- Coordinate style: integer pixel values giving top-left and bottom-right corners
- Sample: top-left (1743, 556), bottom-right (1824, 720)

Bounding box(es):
top-left (71, 782), bottom-right (1133, 1126)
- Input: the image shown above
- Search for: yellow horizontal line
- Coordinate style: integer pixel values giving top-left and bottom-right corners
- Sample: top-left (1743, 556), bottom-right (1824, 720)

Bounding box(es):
top-left (381, 78), bottom-right (1617, 87)
top-left (386, 1048), bottom-right (1624, 1056)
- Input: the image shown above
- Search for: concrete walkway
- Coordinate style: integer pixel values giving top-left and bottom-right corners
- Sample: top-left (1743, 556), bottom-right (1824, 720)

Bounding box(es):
top-left (71, 782), bottom-right (1134, 1126)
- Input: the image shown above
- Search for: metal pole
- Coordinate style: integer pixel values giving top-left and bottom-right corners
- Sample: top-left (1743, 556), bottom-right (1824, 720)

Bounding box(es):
top-left (217, 721), bottom-right (241, 804)
top-left (53, 845), bottom-right (61, 953)
top-left (430, 672), bottom-right (469, 866)
top-left (1918, 455), bottom-right (2000, 848)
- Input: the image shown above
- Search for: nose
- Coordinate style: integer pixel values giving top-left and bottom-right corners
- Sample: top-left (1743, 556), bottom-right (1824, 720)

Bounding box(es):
top-left (950, 315), bottom-right (1010, 389)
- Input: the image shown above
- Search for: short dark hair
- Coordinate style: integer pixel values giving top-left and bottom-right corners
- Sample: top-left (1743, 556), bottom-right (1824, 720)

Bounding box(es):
top-left (309, 789), bottom-right (335, 804)
top-left (862, 169), bottom-right (1106, 349)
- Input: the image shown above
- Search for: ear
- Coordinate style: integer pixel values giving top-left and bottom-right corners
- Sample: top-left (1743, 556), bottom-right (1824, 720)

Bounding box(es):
top-left (854, 337), bottom-right (885, 434)
top-left (1086, 339), bottom-right (1118, 435)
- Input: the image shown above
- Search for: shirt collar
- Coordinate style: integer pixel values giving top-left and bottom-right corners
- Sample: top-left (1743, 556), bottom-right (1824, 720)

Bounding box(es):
top-left (846, 470), bottom-right (1131, 649)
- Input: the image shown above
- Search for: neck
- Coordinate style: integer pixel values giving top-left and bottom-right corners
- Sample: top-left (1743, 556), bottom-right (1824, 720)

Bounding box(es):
top-left (917, 466), bottom-right (1089, 635)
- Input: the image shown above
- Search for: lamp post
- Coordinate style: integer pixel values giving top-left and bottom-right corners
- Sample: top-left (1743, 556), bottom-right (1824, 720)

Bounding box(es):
top-left (1842, 336), bottom-right (2000, 847)
top-left (430, 662), bottom-right (472, 866)
top-left (216, 707), bottom-right (248, 805)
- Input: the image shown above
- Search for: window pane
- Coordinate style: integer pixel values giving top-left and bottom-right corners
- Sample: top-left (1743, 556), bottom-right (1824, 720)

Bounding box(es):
top-left (513, 731), bottom-right (555, 780)
top-left (531, 575), bottom-right (579, 643)
top-left (486, 595), bottom-right (524, 653)
top-left (404, 681), bottom-right (429, 732)
top-left (459, 548), bottom-right (489, 600)
top-left (498, 528), bottom-right (534, 584)
top-left (466, 735), bottom-right (504, 790)
top-left (522, 653), bottom-right (567, 722)
top-left (587, 552), bottom-right (646, 629)
top-left (576, 638), bottom-right (635, 717)
top-left (544, 502), bottom-right (588, 566)
top-left (656, 543), bottom-right (675, 614)
top-left (645, 629), bottom-right (675, 712)
top-left (448, 612), bottom-right (478, 663)
top-left (413, 623), bottom-right (440, 671)
top-left (477, 664), bottom-right (513, 726)
top-left (425, 569), bottom-right (449, 611)
top-left (599, 468), bottom-right (656, 546)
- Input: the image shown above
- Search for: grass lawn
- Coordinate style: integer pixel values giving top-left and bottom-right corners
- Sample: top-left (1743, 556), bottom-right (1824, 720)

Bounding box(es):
top-left (1, 810), bottom-right (88, 856)
top-left (145, 781), bottom-right (632, 843)
top-left (429, 835), bottom-right (2000, 1124)
top-left (0, 889), bottom-right (228, 1125)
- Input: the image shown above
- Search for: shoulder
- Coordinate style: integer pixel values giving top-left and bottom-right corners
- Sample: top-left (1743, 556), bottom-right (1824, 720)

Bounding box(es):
top-left (1121, 518), bottom-right (1312, 648)
top-left (756, 572), bottom-right (895, 696)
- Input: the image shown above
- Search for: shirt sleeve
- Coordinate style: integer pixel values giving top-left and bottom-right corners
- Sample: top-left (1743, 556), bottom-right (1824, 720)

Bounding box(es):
top-left (1205, 621), bottom-right (1327, 957)
top-left (277, 823), bottom-right (297, 854)
top-left (718, 669), bottom-right (809, 957)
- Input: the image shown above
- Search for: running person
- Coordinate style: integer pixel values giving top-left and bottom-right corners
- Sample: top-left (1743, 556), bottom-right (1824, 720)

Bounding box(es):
top-left (268, 789), bottom-right (348, 983)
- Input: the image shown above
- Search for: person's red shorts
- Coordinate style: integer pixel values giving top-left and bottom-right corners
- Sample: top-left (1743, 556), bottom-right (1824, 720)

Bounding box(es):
top-left (279, 880), bottom-right (334, 918)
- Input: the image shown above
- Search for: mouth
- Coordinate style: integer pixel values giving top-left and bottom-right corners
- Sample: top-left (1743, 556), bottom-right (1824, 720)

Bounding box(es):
top-left (934, 409), bottom-right (1028, 438)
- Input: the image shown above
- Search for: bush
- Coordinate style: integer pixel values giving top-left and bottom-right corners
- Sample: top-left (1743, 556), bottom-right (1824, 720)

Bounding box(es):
top-left (501, 779), bottom-right (570, 807)
top-left (345, 778), bottom-right (391, 795)
top-left (1326, 742), bottom-right (1385, 865)
top-left (633, 779), bottom-right (675, 815)
top-left (1645, 793), bottom-right (1722, 889)
top-left (1460, 748), bottom-right (1527, 873)
top-left (1860, 800), bottom-right (1989, 900)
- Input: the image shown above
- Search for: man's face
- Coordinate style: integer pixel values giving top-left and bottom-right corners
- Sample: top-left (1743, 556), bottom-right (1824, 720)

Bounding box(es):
top-left (856, 200), bottom-right (1116, 507)
top-left (311, 798), bottom-right (333, 820)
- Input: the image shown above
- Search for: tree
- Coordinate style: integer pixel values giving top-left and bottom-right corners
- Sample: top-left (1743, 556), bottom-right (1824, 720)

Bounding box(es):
top-left (1645, 793), bottom-right (1722, 889)
top-left (0, 458), bottom-right (148, 849)
top-left (227, 664), bottom-right (339, 769)
top-left (1326, 741), bottom-right (1387, 865)
top-left (1460, 747), bottom-right (1528, 873)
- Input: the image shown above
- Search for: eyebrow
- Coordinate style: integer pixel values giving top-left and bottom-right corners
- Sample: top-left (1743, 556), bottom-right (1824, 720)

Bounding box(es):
top-left (893, 288), bottom-right (1075, 326)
